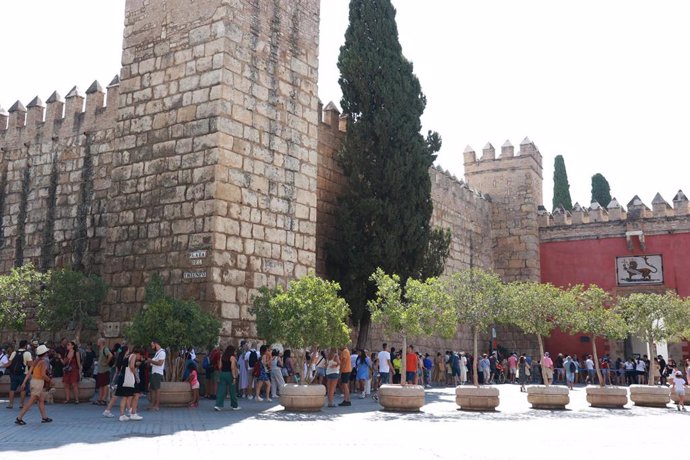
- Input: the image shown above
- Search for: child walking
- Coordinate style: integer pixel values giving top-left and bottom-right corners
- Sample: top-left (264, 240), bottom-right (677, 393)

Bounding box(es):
top-left (188, 362), bottom-right (200, 408)
top-left (672, 370), bottom-right (686, 411)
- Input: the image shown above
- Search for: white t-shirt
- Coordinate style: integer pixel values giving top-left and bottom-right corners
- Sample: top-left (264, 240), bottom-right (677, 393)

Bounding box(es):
top-left (585, 359), bottom-right (594, 370)
top-left (151, 348), bottom-right (166, 375)
top-left (635, 360), bottom-right (646, 372)
top-left (672, 374), bottom-right (686, 393)
top-left (378, 350), bottom-right (391, 373)
top-left (0, 353), bottom-right (7, 374)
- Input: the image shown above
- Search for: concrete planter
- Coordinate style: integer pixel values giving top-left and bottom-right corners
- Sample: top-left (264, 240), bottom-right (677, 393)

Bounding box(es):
top-left (585, 386), bottom-right (628, 408)
top-left (629, 385), bottom-right (670, 408)
top-left (159, 381), bottom-right (193, 407)
top-left (279, 384), bottom-right (326, 412)
top-left (0, 375), bottom-right (9, 396)
top-left (52, 377), bottom-right (96, 402)
top-left (455, 386), bottom-right (500, 411)
top-left (526, 385), bottom-right (569, 410)
top-left (670, 386), bottom-right (689, 404)
top-left (378, 384), bottom-right (425, 412)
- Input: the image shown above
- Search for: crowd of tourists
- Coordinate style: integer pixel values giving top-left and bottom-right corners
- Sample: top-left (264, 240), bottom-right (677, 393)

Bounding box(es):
top-left (3, 337), bottom-right (689, 424)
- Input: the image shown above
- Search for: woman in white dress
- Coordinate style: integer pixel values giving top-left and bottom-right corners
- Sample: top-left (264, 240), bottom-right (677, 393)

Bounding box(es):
top-left (459, 352), bottom-right (468, 384)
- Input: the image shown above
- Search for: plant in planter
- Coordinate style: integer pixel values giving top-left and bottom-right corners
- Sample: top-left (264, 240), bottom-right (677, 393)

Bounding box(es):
top-left (125, 275), bottom-right (221, 406)
top-left (569, 285), bottom-right (629, 408)
top-left (440, 268), bottom-right (505, 410)
top-left (37, 268), bottom-right (108, 343)
top-left (505, 281), bottom-right (577, 409)
top-left (250, 272), bottom-right (351, 411)
top-left (368, 269), bottom-right (452, 412)
top-left (616, 291), bottom-right (689, 407)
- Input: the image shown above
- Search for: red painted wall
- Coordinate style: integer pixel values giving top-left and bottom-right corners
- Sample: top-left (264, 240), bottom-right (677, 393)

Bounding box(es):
top-left (540, 232), bottom-right (690, 357)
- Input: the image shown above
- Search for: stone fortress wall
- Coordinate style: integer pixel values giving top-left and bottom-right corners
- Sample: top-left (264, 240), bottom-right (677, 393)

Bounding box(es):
top-left (0, 0), bottom-right (322, 342)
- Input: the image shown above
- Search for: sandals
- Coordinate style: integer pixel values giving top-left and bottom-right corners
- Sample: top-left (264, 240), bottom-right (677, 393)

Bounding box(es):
top-left (15, 418), bottom-right (26, 425)
top-left (42, 418), bottom-right (53, 423)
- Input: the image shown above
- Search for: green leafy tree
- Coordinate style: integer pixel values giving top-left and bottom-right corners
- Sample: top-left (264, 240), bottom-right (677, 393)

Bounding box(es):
top-left (125, 275), bottom-right (221, 380)
top-left (552, 155), bottom-right (573, 211)
top-left (368, 269), bottom-right (454, 384)
top-left (328, 0), bottom-right (445, 348)
top-left (568, 285), bottom-right (628, 387)
top-left (506, 281), bottom-right (577, 386)
top-left (616, 292), bottom-right (689, 386)
top-left (591, 173), bottom-right (612, 207)
top-left (38, 268), bottom-right (108, 342)
top-left (441, 269), bottom-right (506, 386)
top-left (251, 273), bottom-right (351, 383)
top-left (0, 263), bottom-right (46, 332)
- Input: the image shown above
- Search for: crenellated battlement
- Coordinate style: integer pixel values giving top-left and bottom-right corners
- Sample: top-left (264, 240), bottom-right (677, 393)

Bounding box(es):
top-left (463, 136), bottom-right (543, 170)
top-left (539, 190), bottom-right (690, 228)
top-left (0, 76), bottom-right (119, 145)
top-left (430, 163), bottom-right (490, 203)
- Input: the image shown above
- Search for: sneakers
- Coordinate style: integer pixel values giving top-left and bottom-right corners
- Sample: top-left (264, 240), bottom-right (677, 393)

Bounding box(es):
top-left (266, 398), bottom-right (272, 402)
top-left (338, 401), bottom-right (351, 407)
top-left (247, 395), bottom-right (254, 400)
top-left (119, 415), bottom-right (130, 422)
top-left (102, 410), bottom-right (114, 418)
top-left (359, 392), bottom-right (365, 399)
top-left (232, 406), bottom-right (241, 411)
top-left (373, 394), bottom-right (378, 401)
top-left (256, 396), bottom-right (264, 402)
top-left (214, 406), bottom-right (222, 411)
top-left (129, 413), bottom-right (143, 421)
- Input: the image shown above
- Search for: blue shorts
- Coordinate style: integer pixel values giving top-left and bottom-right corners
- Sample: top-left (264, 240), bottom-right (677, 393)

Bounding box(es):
top-left (406, 371), bottom-right (416, 382)
top-left (327, 373), bottom-right (339, 380)
top-left (10, 374), bottom-right (28, 392)
top-left (317, 368), bottom-right (326, 377)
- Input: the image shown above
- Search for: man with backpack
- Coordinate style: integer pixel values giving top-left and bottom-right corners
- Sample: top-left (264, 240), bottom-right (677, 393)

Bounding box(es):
top-left (94, 338), bottom-right (113, 406)
top-left (6, 340), bottom-right (33, 409)
top-left (245, 344), bottom-right (259, 399)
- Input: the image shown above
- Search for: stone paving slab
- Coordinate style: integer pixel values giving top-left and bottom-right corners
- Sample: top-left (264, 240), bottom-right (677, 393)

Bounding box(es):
top-left (0, 384), bottom-right (686, 460)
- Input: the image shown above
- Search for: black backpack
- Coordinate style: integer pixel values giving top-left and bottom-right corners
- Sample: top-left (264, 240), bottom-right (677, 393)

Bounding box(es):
top-left (568, 361), bottom-right (576, 373)
top-left (248, 350), bottom-right (258, 368)
top-left (8, 351), bottom-right (26, 376)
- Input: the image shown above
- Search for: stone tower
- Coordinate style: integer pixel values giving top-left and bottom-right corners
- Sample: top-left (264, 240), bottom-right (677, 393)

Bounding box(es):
top-left (104, 0), bottom-right (321, 340)
top-left (463, 138), bottom-right (543, 281)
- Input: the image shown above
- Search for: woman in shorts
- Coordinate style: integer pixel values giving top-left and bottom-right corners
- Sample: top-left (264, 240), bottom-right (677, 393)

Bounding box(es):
top-left (325, 348), bottom-right (340, 407)
top-left (15, 345), bottom-right (52, 425)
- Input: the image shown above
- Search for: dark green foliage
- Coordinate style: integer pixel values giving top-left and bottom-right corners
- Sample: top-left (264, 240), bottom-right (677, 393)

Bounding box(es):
top-left (420, 228), bottom-right (451, 280)
top-left (125, 276), bottom-right (221, 351)
top-left (591, 173), bottom-right (612, 207)
top-left (327, 0), bottom-right (444, 341)
top-left (38, 268), bottom-right (108, 340)
top-left (552, 155), bottom-right (572, 211)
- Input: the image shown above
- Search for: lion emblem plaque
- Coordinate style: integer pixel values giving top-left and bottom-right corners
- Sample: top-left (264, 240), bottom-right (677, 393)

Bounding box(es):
top-left (616, 255), bottom-right (663, 286)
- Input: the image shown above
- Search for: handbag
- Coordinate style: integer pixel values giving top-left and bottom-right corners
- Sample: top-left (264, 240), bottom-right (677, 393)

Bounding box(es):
top-left (123, 366), bottom-right (136, 388)
top-left (63, 364), bottom-right (73, 373)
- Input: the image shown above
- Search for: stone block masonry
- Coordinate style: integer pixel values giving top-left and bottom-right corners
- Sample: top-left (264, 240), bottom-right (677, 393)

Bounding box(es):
top-left (105, 0), bottom-right (321, 341)
top-left (0, 0), bottom-right (321, 343)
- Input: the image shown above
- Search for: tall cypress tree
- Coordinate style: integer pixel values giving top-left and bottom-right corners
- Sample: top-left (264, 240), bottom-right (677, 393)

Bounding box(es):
top-left (552, 155), bottom-right (573, 211)
top-left (328, 0), bottom-right (443, 347)
top-left (591, 173), bottom-right (612, 207)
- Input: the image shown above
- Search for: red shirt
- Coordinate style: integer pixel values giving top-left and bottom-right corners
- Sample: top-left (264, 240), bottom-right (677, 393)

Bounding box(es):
top-left (406, 353), bottom-right (417, 372)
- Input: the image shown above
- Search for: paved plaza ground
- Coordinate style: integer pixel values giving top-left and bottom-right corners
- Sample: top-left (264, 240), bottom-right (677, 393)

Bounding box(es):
top-left (0, 384), bottom-right (686, 460)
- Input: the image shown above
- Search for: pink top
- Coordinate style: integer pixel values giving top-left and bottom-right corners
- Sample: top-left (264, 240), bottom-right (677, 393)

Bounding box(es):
top-left (189, 369), bottom-right (198, 386)
top-left (508, 355), bottom-right (517, 369)
top-left (543, 356), bottom-right (554, 369)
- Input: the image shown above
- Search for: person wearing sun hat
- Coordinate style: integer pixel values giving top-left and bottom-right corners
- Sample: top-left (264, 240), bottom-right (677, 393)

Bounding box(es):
top-left (15, 344), bottom-right (52, 425)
